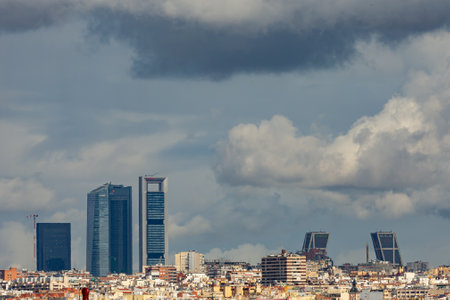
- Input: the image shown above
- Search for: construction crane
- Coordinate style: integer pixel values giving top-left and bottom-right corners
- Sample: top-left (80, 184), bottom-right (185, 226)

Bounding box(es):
top-left (27, 214), bottom-right (38, 268)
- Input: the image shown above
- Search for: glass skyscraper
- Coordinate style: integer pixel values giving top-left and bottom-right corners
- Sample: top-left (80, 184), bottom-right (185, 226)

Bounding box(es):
top-left (37, 223), bottom-right (71, 272)
top-left (301, 232), bottom-right (329, 253)
top-left (86, 183), bottom-right (132, 276)
top-left (371, 231), bottom-right (403, 266)
top-left (139, 176), bottom-right (168, 271)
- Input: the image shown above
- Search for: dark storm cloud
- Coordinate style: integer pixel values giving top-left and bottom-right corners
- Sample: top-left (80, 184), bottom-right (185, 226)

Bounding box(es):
top-left (0, 0), bottom-right (76, 33)
top-left (438, 209), bottom-right (450, 219)
top-left (88, 9), bottom-right (358, 80)
top-left (2, 1), bottom-right (450, 78)
top-left (86, 1), bottom-right (450, 79)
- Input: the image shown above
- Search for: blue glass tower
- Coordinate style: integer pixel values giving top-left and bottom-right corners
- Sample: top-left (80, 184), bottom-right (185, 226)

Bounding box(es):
top-left (37, 223), bottom-right (71, 271)
top-left (139, 176), bottom-right (168, 271)
top-left (86, 183), bottom-right (132, 276)
top-left (371, 231), bottom-right (402, 266)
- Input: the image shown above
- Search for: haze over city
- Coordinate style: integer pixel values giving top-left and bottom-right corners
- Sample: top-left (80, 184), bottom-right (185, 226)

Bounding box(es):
top-left (0, 0), bottom-right (449, 273)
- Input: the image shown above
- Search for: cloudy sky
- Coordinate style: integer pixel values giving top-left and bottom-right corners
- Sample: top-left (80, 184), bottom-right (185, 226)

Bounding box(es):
top-left (1, 0), bottom-right (449, 271)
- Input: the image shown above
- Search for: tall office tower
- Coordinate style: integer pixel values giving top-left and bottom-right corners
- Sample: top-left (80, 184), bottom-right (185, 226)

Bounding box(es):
top-left (175, 251), bottom-right (205, 273)
top-left (370, 231), bottom-right (403, 266)
top-left (301, 231), bottom-right (329, 261)
top-left (261, 250), bottom-right (306, 285)
top-left (139, 176), bottom-right (168, 271)
top-left (302, 231), bottom-right (329, 253)
top-left (37, 223), bottom-right (71, 272)
top-left (86, 183), bottom-right (132, 276)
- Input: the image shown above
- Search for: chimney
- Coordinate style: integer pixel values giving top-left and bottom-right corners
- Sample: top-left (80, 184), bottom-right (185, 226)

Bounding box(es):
top-left (366, 242), bottom-right (369, 263)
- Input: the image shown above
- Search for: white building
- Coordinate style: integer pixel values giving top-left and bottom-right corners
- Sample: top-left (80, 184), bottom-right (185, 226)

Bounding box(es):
top-left (175, 251), bottom-right (205, 274)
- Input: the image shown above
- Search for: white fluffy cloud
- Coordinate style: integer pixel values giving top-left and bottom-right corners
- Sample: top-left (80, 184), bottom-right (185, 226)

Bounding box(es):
top-left (169, 215), bottom-right (212, 239)
top-left (215, 95), bottom-right (448, 189)
top-left (0, 121), bottom-right (46, 176)
top-left (0, 117), bottom-right (186, 183)
top-left (0, 221), bottom-right (33, 269)
top-left (215, 60), bottom-right (450, 218)
top-left (39, 131), bottom-right (186, 181)
top-left (374, 192), bottom-right (415, 218)
top-left (0, 177), bottom-right (55, 211)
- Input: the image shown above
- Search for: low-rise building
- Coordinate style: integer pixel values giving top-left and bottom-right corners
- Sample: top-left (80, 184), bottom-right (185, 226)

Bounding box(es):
top-left (406, 261), bottom-right (429, 273)
top-left (144, 264), bottom-right (177, 283)
top-left (0, 267), bottom-right (17, 281)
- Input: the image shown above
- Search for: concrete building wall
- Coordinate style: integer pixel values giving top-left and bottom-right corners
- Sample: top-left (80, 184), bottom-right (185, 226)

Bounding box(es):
top-left (261, 251), bottom-right (306, 285)
top-left (175, 251), bottom-right (205, 273)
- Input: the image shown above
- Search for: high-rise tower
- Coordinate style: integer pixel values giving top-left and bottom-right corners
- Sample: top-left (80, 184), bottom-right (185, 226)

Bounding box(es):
top-left (139, 176), bottom-right (168, 271)
top-left (370, 231), bottom-right (402, 266)
top-left (86, 183), bottom-right (132, 276)
top-left (302, 232), bottom-right (329, 253)
top-left (301, 231), bottom-right (330, 261)
top-left (37, 223), bottom-right (71, 271)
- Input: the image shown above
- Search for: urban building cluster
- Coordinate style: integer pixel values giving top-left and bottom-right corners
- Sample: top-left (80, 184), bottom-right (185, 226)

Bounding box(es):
top-left (1, 249), bottom-right (449, 299)
top-left (87, 176), bottom-right (168, 277)
top-left (1, 176), bottom-right (449, 299)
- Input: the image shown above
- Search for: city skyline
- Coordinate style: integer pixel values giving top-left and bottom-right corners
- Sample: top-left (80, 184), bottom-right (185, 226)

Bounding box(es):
top-left (0, 0), bottom-right (449, 271)
top-left (14, 204), bottom-right (435, 271)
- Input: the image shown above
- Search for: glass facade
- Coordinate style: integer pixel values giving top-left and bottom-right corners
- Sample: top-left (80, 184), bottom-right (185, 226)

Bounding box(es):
top-left (109, 187), bottom-right (132, 274)
top-left (37, 223), bottom-right (71, 272)
top-left (139, 177), bottom-right (167, 270)
top-left (314, 234), bottom-right (329, 249)
top-left (302, 233), bottom-right (312, 252)
top-left (146, 191), bottom-right (166, 265)
top-left (302, 232), bottom-right (329, 252)
top-left (87, 184), bottom-right (132, 276)
top-left (371, 232), bottom-right (403, 266)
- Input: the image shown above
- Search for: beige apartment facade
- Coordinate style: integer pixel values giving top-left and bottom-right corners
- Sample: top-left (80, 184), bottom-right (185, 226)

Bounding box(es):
top-left (261, 250), bottom-right (306, 285)
top-left (175, 251), bottom-right (205, 274)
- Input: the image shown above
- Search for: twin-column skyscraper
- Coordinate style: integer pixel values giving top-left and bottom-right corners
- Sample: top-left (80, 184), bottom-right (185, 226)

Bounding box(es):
top-left (86, 176), bottom-right (168, 276)
top-left (139, 176), bottom-right (168, 271)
